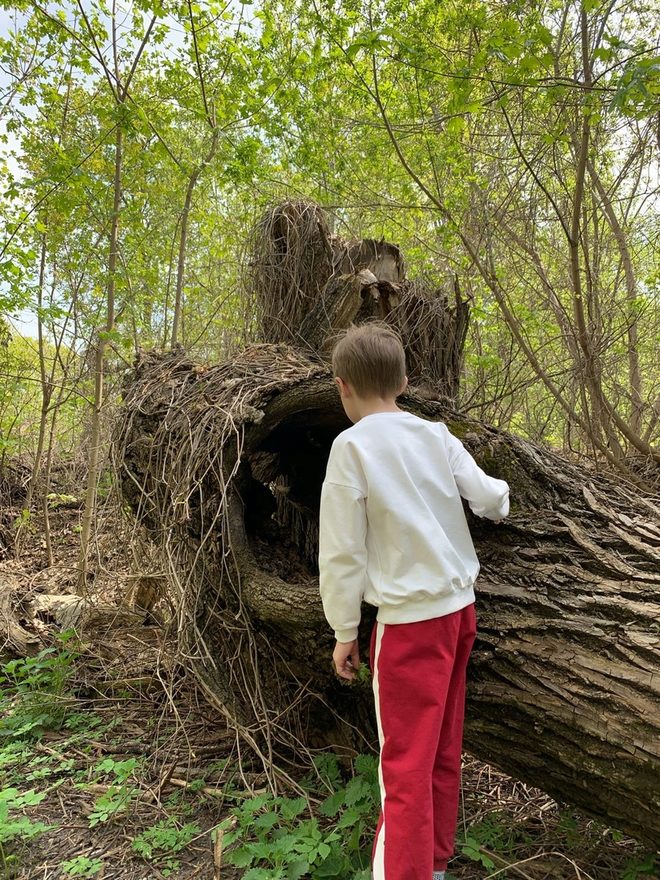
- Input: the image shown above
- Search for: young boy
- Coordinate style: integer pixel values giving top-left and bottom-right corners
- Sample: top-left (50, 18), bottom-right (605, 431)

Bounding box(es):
top-left (319, 323), bottom-right (509, 880)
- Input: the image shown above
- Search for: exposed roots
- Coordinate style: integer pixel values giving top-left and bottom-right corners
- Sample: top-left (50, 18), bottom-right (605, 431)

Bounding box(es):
top-left (245, 200), bottom-right (334, 345)
top-left (112, 344), bottom-right (361, 790)
top-left (244, 198), bottom-right (470, 398)
top-left (386, 277), bottom-right (470, 401)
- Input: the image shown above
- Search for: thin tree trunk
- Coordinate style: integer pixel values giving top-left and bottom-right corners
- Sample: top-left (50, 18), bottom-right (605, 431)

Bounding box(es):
top-left (170, 129), bottom-right (219, 346)
top-left (162, 215), bottom-right (181, 347)
top-left (566, 10), bottom-right (656, 462)
top-left (170, 173), bottom-right (196, 348)
top-left (586, 156), bottom-right (644, 434)
top-left (569, 9), bottom-right (605, 450)
top-left (77, 123), bottom-right (122, 592)
top-left (23, 234), bottom-right (52, 514)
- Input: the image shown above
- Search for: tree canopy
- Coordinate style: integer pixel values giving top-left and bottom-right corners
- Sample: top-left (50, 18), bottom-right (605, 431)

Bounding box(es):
top-left (0, 0), bottom-right (658, 477)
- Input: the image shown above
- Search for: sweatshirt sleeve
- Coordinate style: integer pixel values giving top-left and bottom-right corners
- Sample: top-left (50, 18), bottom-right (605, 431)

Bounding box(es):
top-left (444, 428), bottom-right (510, 520)
top-left (318, 441), bottom-right (368, 643)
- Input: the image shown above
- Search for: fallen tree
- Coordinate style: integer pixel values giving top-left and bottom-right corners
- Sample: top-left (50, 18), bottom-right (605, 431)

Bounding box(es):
top-left (115, 343), bottom-right (660, 845)
top-left (113, 199), bottom-right (659, 845)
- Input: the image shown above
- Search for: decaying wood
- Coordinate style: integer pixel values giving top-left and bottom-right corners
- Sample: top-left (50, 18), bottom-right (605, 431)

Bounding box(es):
top-left (297, 270), bottom-right (403, 355)
top-left (30, 594), bottom-right (147, 635)
top-left (0, 577), bottom-right (40, 657)
top-left (0, 584), bottom-right (153, 658)
top-left (114, 344), bottom-right (660, 844)
top-left (333, 237), bottom-right (405, 281)
top-left (246, 199), bottom-right (469, 400)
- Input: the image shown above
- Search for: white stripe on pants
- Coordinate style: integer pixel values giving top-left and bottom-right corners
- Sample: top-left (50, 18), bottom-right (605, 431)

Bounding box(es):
top-left (372, 622), bottom-right (386, 879)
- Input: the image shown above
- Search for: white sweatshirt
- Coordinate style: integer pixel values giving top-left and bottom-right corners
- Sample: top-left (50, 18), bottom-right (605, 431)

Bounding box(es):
top-left (319, 411), bottom-right (510, 642)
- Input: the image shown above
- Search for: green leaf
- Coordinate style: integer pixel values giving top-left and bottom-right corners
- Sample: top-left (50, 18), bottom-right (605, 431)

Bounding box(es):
top-left (319, 789), bottom-right (345, 817)
top-left (279, 796), bottom-right (307, 821)
top-left (243, 869), bottom-right (278, 880)
top-left (593, 47), bottom-right (614, 63)
top-left (285, 859), bottom-right (310, 879)
top-left (227, 845), bottom-right (255, 868)
top-left (61, 856), bottom-right (104, 877)
top-left (254, 811), bottom-right (280, 830)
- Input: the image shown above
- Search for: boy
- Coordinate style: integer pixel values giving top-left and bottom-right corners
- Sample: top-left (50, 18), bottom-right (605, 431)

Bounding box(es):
top-left (319, 323), bottom-right (509, 880)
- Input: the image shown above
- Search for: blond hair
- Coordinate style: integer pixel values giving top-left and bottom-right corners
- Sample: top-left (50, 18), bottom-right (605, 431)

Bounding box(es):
top-left (331, 323), bottom-right (406, 398)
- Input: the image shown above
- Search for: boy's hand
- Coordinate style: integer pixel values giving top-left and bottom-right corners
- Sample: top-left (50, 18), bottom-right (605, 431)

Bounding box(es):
top-left (333, 639), bottom-right (360, 681)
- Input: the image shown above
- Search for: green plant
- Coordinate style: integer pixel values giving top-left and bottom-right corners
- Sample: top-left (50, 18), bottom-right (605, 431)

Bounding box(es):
top-left (216, 754), bottom-right (379, 879)
top-left (457, 809), bottom-right (538, 872)
top-left (621, 851), bottom-right (658, 880)
top-left (556, 809), bottom-right (582, 848)
top-left (46, 493), bottom-right (79, 509)
top-left (459, 833), bottom-right (496, 871)
top-left (0, 632), bottom-right (78, 740)
top-left (354, 664), bottom-right (371, 685)
top-left (84, 757), bottom-right (142, 828)
top-left (132, 818), bottom-right (201, 876)
top-left (87, 784), bottom-right (138, 828)
top-left (61, 855), bottom-right (104, 877)
top-left (0, 787), bottom-right (55, 869)
top-left (0, 743), bottom-right (32, 774)
top-left (14, 509), bottom-right (31, 529)
top-left (63, 711), bottom-right (106, 734)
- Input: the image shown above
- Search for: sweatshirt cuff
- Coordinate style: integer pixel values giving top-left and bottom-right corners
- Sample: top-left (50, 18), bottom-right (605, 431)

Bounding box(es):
top-left (334, 628), bottom-right (358, 643)
top-left (481, 492), bottom-right (510, 520)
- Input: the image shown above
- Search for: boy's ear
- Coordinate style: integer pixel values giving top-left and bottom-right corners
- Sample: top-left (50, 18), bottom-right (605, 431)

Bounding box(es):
top-left (335, 377), bottom-right (351, 397)
top-left (399, 376), bottom-right (409, 395)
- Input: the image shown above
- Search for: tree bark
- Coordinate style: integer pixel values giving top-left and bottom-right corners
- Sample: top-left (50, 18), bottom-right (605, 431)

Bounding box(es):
top-left (115, 345), bottom-right (660, 844)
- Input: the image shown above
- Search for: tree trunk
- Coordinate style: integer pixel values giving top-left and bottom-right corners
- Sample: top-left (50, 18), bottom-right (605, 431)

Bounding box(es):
top-left (114, 344), bottom-right (660, 845)
top-left (77, 123), bottom-right (122, 592)
top-left (170, 129), bottom-right (219, 347)
top-left (20, 234), bottom-right (52, 521)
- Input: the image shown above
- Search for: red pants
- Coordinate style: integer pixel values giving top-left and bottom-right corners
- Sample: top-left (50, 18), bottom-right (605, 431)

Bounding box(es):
top-left (369, 603), bottom-right (477, 880)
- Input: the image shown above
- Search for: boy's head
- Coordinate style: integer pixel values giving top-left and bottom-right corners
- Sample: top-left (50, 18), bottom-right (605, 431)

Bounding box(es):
top-left (331, 324), bottom-right (407, 418)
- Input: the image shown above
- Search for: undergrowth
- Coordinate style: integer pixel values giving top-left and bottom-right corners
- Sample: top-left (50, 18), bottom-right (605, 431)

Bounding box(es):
top-left (0, 637), bottom-right (657, 879)
top-left (216, 753), bottom-right (379, 880)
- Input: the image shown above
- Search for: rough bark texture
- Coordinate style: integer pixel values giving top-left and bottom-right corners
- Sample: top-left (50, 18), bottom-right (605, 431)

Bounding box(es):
top-left (115, 345), bottom-right (660, 845)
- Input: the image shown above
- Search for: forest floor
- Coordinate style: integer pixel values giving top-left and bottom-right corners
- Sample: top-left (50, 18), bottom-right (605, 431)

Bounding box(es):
top-left (0, 487), bottom-right (657, 880)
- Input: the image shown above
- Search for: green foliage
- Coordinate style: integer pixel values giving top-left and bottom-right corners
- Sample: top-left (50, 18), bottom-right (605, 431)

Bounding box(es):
top-left (0, 634), bottom-right (114, 871)
top-left (459, 833), bottom-right (497, 870)
top-left (84, 757), bottom-right (142, 827)
top-left (610, 52), bottom-right (660, 117)
top-left (216, 754), bottom-right (379, 879)
top-left (1, 0), bottom-right (657, 459)
top-left (455, 810), bottom-right (530, 871)
top-left (0, 333), bottom-right (83, 460)
top-left (621, 851), bottom-right (659, 880)
top-left (0, 632), bottom-right (77, 739)
top-left (132, 818), bottom-right (201, 875)
top-left (0, 787), bottom-right (55, 870)
top-left (60, 855), bottom-right (104, 877)
top-left (46, 493), bottom-right (79, 508)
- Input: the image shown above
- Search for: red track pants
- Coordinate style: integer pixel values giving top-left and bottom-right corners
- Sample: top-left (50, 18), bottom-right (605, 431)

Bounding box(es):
top-left (369, 603), bottom-right (477, 880)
